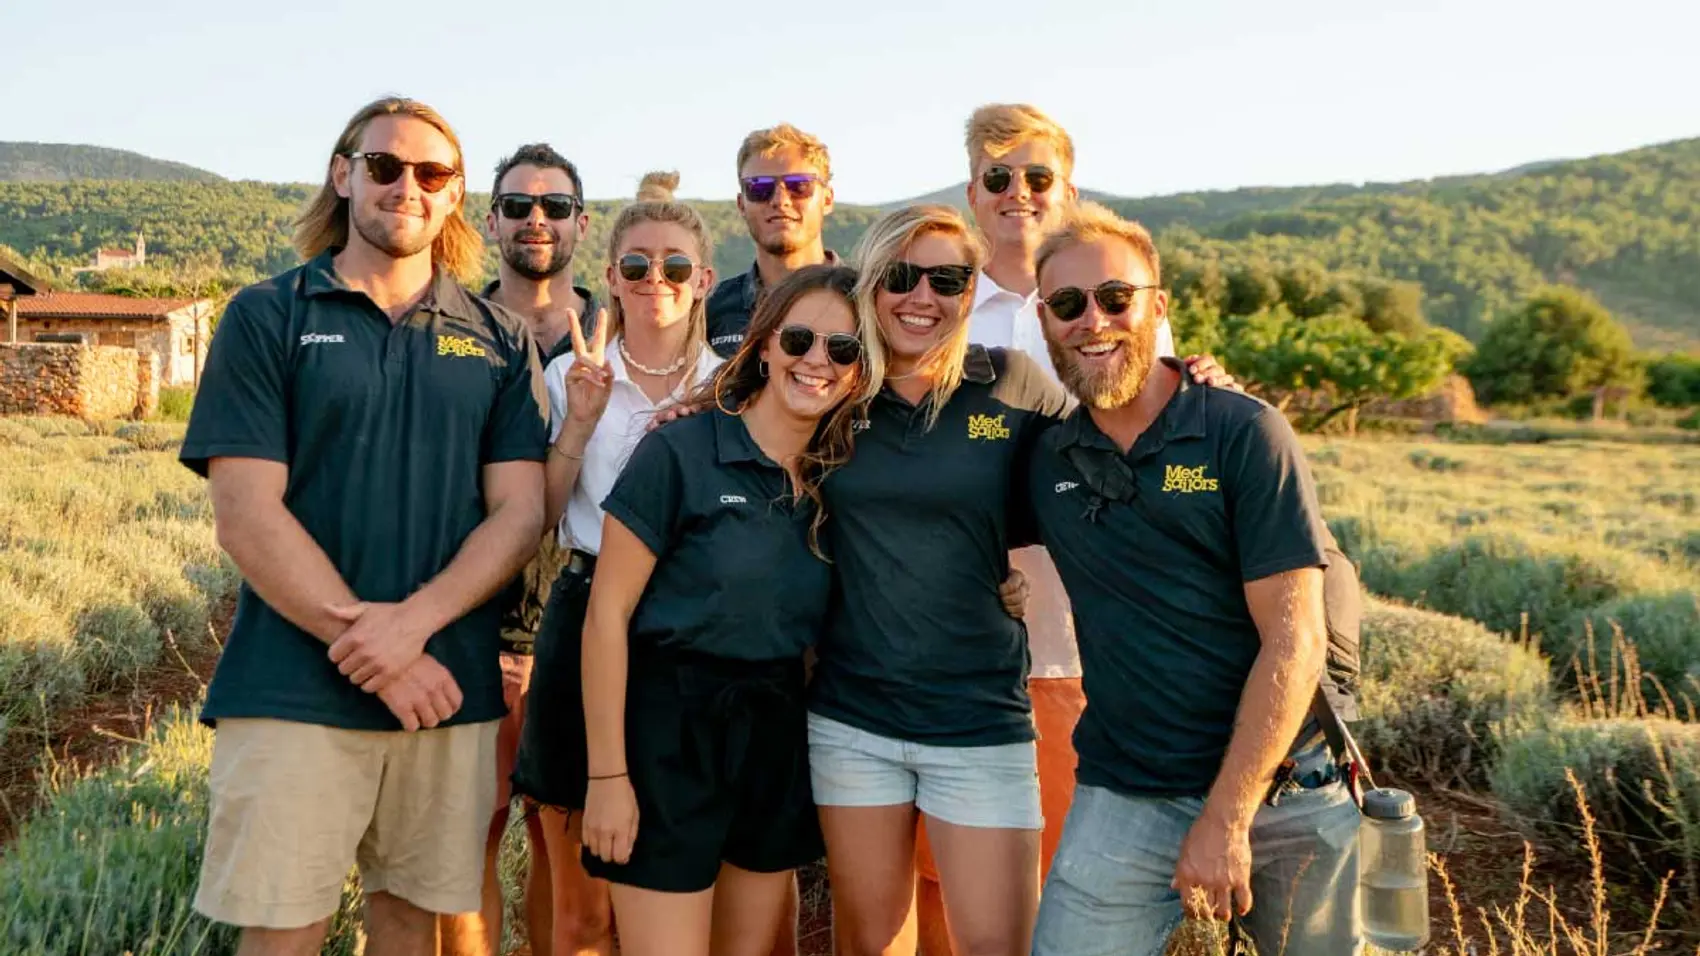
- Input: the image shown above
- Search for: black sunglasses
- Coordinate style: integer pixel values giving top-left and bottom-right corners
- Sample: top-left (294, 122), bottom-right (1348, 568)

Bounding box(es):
top-left (777, 325), bottom-right (862, 366)
top-left (981, 164), bottom-right (1055, 196)
top-left (1042, 281), bottom-right (1161, 321)
top-left (346, 152), bottom-right (460, 193)
top-left (740, 174), bottom-right (821, 204)
top-left (495, 192), bottom-right (582, 220)
top-left (617, 253), bottom-right (695, 284)
top-left (883, 262), bottom-right (974, 298)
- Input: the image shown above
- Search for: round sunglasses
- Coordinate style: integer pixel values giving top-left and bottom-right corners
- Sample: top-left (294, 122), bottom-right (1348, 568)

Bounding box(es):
top-left (495, 192), bottom-right (582, 220)
top-left (617, 253), bottom-right (695, 284)
top-left (981, 164), bottom-right (1055, 196)
top-left (1041, 281), bottom-right (1161, 321)
top-left (346, 151), bottom-right (460, 194)
top-left (776, 325), bottom-right (862, 366)
top-left (882, 262), bottom-right (974, 298)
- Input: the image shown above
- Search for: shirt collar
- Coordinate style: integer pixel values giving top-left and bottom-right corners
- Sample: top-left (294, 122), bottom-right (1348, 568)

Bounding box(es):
top-left (973, 268), bottom-right (1034, 312)
top-left (301, 250), bottom-right (477, 322)
top-left (712, 407), bottom-right (775, 466)
top-left (743, 250), bottom-right (843, 310)
top-left (606, 337), bottom-right (722, 392)
top-left (1059, 356), bottom-right (1208, 451)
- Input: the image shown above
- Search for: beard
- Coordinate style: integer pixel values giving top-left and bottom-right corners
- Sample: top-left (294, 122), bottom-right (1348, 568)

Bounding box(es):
top-left (1048, 317), bottom-right (1161, 410)
top-left (351, 200), bottom-right (437, 260)
top-left (500, 227), bottom-right (576, 281)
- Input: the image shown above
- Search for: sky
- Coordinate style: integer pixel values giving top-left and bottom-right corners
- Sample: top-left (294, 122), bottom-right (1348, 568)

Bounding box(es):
top-left (2, 0), bottom-right (1696, 204)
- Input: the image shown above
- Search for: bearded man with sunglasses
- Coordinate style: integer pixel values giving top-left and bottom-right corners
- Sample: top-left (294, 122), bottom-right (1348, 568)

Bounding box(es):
top-left (910, 103), bottom-right (1237, 956)
top-left (706, 123), bottom-right (841, 358)
top-left (180, 97), bottom-right (548, 956)
top-left (1025, 204), bottom-right (1362, 956)
top-left (440, 144), bottom-right (610, 956)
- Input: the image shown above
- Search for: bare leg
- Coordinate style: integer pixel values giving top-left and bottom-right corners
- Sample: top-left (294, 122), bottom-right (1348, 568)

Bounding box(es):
top-left (765, 872), bottom-right (800, 956)
top-left (538, 806), bottom-right (615, 955)
top-left (525, 805), bottom-right (555, 956)
top-left (235, 921), bottom-right (332, 956)
top-left (926, 818), bottom-right (1040, 956)
top-left (366, 891), bottom-right (440, 956)
top-left (818, 804), bottom-right (920, 956)
top-left (610, 882), bottom-right (714, 956)
top-left (709, 864), bottom-right (798, 956)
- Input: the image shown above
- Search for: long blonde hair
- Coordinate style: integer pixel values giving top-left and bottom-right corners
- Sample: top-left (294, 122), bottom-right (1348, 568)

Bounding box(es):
top-left (850, 204), bottom-right (986, 428)
top-left (292, 96), bottom-right (483, 282)
top-left (605, 171), bottom-right (715, 357)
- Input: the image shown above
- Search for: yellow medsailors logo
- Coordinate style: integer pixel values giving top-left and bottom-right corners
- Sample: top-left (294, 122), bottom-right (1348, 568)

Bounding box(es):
top-left (437, 334), bottom-right (487, 359)
top-left (967, 413), bottom-right (1012, 441)
top-left (1162, 464), bottom-right (1220, 494)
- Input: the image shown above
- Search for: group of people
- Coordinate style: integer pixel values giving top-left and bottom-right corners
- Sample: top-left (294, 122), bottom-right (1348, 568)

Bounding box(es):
top-left (178, 95), bottom-right (1367, 956)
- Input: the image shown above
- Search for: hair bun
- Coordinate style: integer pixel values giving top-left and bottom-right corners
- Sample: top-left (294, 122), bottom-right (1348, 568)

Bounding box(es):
top-left (636, 170), bottom-right (680, 202)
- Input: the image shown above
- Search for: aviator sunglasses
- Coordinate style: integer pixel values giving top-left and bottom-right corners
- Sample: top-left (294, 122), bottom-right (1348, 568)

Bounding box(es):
top-left (617, 253), bottom-right (696, 284)
top-left (346, 152), bottom-right (460, 193)
top-left (980, 163), bottom-right (1056, 196)
top-left (1042, 280), bottom-right (1161, 321)
top-left (882, 262), bottom-right (974, 298)
top-left (495, 192), bottom-right (583, 220)
top-left (777, 325), bottom-right (863, 366)
top-left (740, 174), bottom-right (822, 203)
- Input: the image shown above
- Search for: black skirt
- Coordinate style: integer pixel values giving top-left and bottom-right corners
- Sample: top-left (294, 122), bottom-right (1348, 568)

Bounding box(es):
top-left (511, 563), bottom-right (593, 810)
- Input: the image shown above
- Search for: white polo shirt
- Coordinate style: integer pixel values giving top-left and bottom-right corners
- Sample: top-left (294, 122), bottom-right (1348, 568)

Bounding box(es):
top-left (967, 270), bottom-right (1176, 679)
top-left (544, 339), bottom-right (724, 554)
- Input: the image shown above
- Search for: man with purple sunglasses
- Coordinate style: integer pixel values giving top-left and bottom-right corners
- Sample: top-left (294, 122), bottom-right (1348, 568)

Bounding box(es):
top-left (705, 123), bottom-right (841, 358)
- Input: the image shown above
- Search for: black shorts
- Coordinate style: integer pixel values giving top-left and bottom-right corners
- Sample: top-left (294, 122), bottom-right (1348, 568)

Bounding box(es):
top-left (582, 645), bottom-right (824, 893)
top-left (511, 563), bottom-right (592, 810)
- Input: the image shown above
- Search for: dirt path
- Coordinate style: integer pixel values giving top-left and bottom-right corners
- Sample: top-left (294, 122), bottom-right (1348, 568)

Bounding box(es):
top-left (0, 605), bottom-right (226, 846)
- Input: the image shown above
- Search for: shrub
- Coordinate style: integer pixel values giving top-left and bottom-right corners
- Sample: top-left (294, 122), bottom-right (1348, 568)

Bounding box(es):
top-left (113, 422), bottom-right (183, 453)
top-left (153, 386), bottom-right (196, 423)
top-left (1492, 717), bottom-right (1700, 903)
top-left (0, 709), bottom-right (366, 955)
top-left (1559, 593), bottom-right (1700, 705)
top-left (1362, 534), bottom-right (1642, 642)
top-left (1355, 600), bottom-right (1553, 787)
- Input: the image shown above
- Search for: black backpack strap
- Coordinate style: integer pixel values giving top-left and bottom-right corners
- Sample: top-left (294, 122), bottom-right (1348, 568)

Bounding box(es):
top-left (1311, 682), bottom-right (1373, 808)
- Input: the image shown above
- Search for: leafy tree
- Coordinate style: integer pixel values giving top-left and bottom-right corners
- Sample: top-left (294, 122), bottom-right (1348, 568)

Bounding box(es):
top-left (1643, 353), bottom-right (1700, 407)
top-left (1467, 287), bottom-right (1641, 405)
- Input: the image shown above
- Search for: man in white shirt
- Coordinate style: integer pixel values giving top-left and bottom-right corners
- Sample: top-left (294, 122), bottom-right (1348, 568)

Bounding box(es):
top-left (913, 102), bottom-right (1225, 956)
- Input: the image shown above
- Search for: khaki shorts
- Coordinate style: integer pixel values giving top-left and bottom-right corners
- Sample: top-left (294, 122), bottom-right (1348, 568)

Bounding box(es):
top-left (193, 717), bottom-right (500, 929)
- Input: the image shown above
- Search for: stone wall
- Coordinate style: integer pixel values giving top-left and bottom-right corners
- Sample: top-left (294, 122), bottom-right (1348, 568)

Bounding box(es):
top-left (0, 344), bottom-right (149, 420)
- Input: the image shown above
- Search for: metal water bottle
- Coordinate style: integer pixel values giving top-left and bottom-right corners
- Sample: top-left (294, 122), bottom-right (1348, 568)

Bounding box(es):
top-left (1360, 787), bottom-right (1429, 952)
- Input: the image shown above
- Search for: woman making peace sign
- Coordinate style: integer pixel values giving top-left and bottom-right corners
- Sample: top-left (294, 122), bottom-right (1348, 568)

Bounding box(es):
top-left (511, 172), bottom-right (724, 955)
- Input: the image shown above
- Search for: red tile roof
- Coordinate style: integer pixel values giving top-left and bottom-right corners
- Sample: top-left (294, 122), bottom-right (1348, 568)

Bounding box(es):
top-left (16, 292), bottom-right (200, 319)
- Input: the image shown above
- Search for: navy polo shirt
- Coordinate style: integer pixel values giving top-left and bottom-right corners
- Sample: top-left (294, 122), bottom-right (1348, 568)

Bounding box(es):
top-left (808, 346), bottom-right (1070, 746)
top-left (602, 408), bottom-right (830, 661)
top-left (481, 279), bottom-right (598, 367)
top-left (1026, 360), bottom-right (1330, 797)
top-left (705, 252), bottom-right (841, 359)
top-left (181, 251), bottom-right (548, 731)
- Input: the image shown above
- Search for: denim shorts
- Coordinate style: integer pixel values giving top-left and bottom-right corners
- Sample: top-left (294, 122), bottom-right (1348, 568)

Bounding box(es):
top-left (806, 712), bottom-right (1041, 830)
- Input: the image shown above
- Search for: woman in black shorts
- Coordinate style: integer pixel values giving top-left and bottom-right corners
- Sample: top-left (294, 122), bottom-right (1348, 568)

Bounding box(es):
top-left (578, 265), bottom-right (870, 956)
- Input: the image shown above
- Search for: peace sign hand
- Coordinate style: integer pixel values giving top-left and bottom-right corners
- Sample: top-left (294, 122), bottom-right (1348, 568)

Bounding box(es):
top-left (564, 308), bottom-right (614, 429)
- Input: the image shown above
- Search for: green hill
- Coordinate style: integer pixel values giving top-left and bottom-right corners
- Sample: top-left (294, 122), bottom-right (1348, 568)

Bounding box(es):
top-left (1, 137), bottom-right (1696, 350)
top-left (0, 143), bottom-right (224, 183)
top-left (879, 182), bottom-right (1121, 212)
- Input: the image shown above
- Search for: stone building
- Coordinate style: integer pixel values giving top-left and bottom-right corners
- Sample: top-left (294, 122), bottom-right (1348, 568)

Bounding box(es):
top-left (12, 292), bottom-right (212, 388)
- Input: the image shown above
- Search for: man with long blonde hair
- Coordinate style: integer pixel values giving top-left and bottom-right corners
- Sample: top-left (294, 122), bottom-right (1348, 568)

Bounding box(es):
top-left (180, 96), bottom-right (548, 956)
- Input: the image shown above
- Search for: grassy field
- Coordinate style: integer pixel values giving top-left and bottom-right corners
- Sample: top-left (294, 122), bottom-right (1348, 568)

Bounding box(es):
top-left (0, 422), bottom-right (1695, 953)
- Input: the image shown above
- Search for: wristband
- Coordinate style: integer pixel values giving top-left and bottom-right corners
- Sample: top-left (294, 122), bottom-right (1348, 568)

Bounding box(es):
top-left (589, 771), bottom-right (628, 781)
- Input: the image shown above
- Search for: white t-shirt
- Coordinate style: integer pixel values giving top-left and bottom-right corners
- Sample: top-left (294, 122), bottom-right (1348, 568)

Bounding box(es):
top-left (544, 339), bottom-right (724, 554)
top-left (967, 270), bottom-right (1177, 679)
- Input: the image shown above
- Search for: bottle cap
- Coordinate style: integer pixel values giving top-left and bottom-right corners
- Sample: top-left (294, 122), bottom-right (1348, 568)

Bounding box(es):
top-left (1362, 787), bottom-right (1417, 820)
